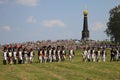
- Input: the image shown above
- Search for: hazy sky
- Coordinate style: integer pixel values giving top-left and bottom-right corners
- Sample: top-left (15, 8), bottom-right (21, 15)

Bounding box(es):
top-left (0, 0), bottom-right (119, 44)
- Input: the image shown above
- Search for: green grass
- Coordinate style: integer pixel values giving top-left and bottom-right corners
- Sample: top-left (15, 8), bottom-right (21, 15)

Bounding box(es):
top-left (0, 50), bottom-right (120, 80)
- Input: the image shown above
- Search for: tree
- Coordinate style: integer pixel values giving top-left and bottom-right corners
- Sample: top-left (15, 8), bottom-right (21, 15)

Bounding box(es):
top-left (105, 5), bottom-right (120, 43)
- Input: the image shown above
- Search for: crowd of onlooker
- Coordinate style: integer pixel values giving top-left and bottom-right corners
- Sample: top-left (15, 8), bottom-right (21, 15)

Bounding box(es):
top-left (0, 39), bottom-right (98, 51)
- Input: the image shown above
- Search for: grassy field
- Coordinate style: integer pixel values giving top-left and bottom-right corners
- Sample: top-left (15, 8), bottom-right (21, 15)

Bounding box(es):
top-left (0, 50), bottom-right (120, 80)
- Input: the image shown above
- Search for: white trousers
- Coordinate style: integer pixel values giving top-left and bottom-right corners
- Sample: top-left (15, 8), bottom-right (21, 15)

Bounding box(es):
top-left (39, 56), bottom-right (43, 63)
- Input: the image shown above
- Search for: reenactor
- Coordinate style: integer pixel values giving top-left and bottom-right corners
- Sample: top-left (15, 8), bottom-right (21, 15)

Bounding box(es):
top-left (69, 47), bottom-right (75, 62)
top-left (48, 46), bottom-right (53, 63)
top-left (38, 48), bottom-right (43, 63)
top-left (13, 48), bottom-right (17, 64)
top-left (101, 48), bottom-right (107, 62)
top-left (29, 48), bottom-right (35, 63)
top-left (18, 48), bottom-right (23, 64)
top-left (43, 47), bottom-right (48, 63)
top-left (82, 47), bottom-right (87, 62)
top-left (91, 47), bottom-right (96, 62)
top-left (61, 46), bottom-right (66, 61)
top-left (8, 48), bottom-right (13, 64)
top-left (23, 48), bottom-right (28, 64)
top-left (3, 48), bottom-right (7, 65)
top-left (52, 47), bottom-right (57, 62)
top-left (96, 48), bottom-right (101, 62)
top-left (57, 46), bottom-right (61, 62)
top-left (87, 47), bottom-right (91, 62)
top-left (110, 48), bottom-right (115, 62)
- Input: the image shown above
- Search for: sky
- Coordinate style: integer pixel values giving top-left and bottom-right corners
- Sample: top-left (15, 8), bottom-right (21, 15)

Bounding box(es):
top-left (0, 0), bottom-right (120, 44)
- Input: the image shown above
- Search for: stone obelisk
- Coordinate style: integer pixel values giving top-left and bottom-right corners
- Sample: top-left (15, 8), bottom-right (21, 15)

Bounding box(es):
top-left (81, 8), bottom-right (89, 40)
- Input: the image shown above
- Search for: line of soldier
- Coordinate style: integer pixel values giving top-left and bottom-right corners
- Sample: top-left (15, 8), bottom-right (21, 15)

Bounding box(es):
top-left (37, 46), bottom-right (75, 63)
top-left (82, 47), bottom-right (106, 62)
top-left (3, 46), bottom-right (35, 65)
top-left (2, 45), bottom-right (75, 65)
top-left (82, 47), bottom-right (120, 62)
top-left (110, 47), bottom-right (120, 62)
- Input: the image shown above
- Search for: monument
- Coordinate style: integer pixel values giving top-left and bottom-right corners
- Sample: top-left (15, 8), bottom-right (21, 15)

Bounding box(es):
top-left (81, 7), bottom-right (89, 41)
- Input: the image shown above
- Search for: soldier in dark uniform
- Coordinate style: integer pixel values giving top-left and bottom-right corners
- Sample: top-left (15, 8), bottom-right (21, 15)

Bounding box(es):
top-left (8, 48), bottom-right (13, 64)
top-left (52, 47), bottom-right (57, 62)
top-left (29, 48), bottom-right (35, 63)
top-left (13, 48), bottom-right (17, 64)
top-left (43, 46), bottom-right (48, 63)
top-left (56, 46), bottom-right (61, 62)
top-left (18, 48), bottom-right (23, 64)
top-left (61, 46), bottom-right (66, 61)
top-left (3, 48), bottom-right (7, 65)
top-left (110, 48), bottom-right (115, 62)
top-left (23, 48), bottom-right (28, 64)
top-left (48, 46), bottom-right (53, 63)
top-left (101, 48), bottom-right (107, 62)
